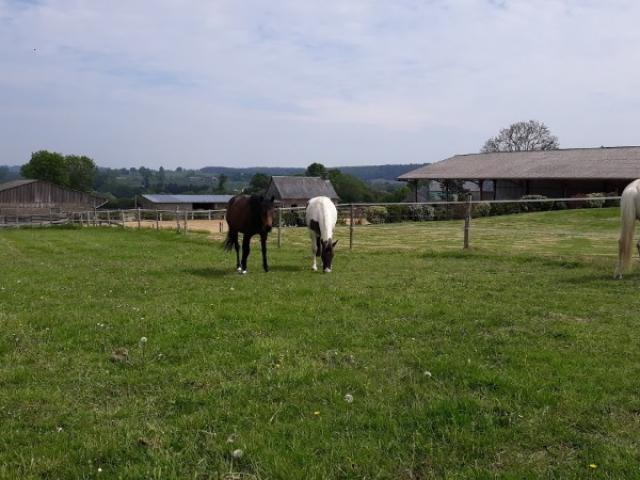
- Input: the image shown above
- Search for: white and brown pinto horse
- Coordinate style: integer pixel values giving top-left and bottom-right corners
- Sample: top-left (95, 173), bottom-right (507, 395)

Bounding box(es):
top-left (614, 179), bottom-right (640, 279)
top-left (306, 196), bottom-right (338, 273)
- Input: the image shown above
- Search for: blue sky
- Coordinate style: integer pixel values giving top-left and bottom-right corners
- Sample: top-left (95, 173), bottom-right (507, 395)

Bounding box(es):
top-left (1, 0), bottom-right (639, 168)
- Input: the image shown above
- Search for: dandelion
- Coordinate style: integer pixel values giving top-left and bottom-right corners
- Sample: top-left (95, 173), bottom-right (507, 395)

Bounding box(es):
top-left (56, 426), bottom-right (63, 433)
top-left (313, 411), bottom-right (320, 416)
top-left (344, 393), bottom-right (354, 403)
top-left (140, 337), bottom-right (148, 344)
top-left (589, 464), bottom-right (598, 469)
top-left (232, 449), bottom-right (243, 459)
top-left (98, 468), bottom-right (102, 473)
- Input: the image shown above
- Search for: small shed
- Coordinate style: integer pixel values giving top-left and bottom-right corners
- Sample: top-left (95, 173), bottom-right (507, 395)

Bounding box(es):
top-left (398, 146), bottom-right (640, 200)
top-left (0, 179), bottom-right (106, 214)
top-left (139, 194), bottom-right (233, 211)
top-left (265, 176), bottom-right (339, 207)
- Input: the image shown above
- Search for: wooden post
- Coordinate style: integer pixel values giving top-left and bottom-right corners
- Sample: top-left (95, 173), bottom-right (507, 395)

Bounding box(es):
top-left (155, 209), bottom-right (159, 230)
top-left (48, 208), bottom-right (52, 225)
top-left (107, 210), bottom-right (111, 226)
top-left (183, 210), bottom-right (188, 233)
top-left (277, 207), bottom-right (282, 248)
top-left (120, 210), bottom-right (125, 228)
top-left (349, 204), bottom-right (354, 250)
top-left (463, 193), bottom-right (472, 250)
top-left (93, 207), bottom-right (97, 227)
top-left (208, 210), bottom-right (212, 221)
top-left (137, 208), bottom-right (141, 229)
top-left (176, 208), bottom-right (180, 233)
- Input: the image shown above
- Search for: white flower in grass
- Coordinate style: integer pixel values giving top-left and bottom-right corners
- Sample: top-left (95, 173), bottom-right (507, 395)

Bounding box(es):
top-left (423, 370), bottom-right (432, 378)
top-left (232, 449), bottom-right (243, 459)
top-left (344, 393), bottom-right (354, 403)
top-left (97, 467), bottom-right (102, 473)
top-left (140, 336), bottom-right (147, 344)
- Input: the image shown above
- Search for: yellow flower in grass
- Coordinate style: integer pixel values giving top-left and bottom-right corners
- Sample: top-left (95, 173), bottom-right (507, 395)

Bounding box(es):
top-left (589, 464), bottom-right (597, 469)
top-left (313, 411), bottom-right (320, 416)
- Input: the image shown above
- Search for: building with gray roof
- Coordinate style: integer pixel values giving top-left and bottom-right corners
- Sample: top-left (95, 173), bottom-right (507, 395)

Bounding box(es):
top-left (265, 176), bottom-right (339, 207)
top-left (398, 146), bottom-right (640, 200)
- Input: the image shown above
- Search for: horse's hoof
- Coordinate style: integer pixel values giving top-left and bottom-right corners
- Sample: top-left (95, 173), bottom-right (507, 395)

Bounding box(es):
top-left (312, 266), bottom-right (318, 272)
top-left (323, 268), bottom-right (331, 273)
top-left (614, 273), bottom-right (623, 280)
top-left (241, 270), bottom-right (247, 275)
top-left (236, 267), bottom-right (242, 272)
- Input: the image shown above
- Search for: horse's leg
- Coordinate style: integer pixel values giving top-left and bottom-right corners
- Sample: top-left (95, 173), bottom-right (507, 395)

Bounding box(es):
top-left (234, 232), bottom-right (241, 272)
top-left (260, 233), bottom-right (269, 272)
top-left (240, 233), bottom-right (252, 274)
top-left (309, 229), bottom-right (318, 271)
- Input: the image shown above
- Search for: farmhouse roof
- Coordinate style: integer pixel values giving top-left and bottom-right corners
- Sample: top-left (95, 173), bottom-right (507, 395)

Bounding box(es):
top-left (268, 176), bottom-right (338, 200)
top-left (0, 179), bottom-right (38, 192)
top-left (141, 194), bottom-right (234, 204)
top-left (398, 146), bottom-right (640, 181)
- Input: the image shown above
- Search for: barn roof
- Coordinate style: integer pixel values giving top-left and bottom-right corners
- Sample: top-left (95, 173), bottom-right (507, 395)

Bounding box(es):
top-left (398, 146), bottom-right (640, 181)
top-left (141, 194), bottom-right (234, 204)
top-left (268, 176), bottom-right (338, 200)
top-left (0, 179), bottom-right (37, 192)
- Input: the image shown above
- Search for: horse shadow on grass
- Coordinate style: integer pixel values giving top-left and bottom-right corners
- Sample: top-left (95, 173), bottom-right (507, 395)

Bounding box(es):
top-left (185, 263), bottom-right (303, 278)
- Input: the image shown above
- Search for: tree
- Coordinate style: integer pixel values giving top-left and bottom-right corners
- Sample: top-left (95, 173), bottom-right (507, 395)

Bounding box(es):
top-left (216, 174), bottom-right (229, 193)
top-left (157, 166), bottom-right (166, 190)
top-left (21, 150), bottom-right (68, 186)
top-left (481, 120), bottom-right (559, 153)
top-left (246, 173), bottom-right (271, 194)
top-left (0, 166), bottom-right (9, 182)
top-left (305, 162), bottom-right (329, 178)
top-left (66, 155), bottom-right (97, 191)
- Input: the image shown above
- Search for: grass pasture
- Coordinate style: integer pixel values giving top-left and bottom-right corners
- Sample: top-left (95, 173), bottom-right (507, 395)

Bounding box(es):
top-left (2, 208), bottom-right (640, 479)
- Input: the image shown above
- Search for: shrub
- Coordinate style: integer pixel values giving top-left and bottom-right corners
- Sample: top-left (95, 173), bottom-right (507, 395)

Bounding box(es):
top-left (365, 206), bottom-right (388, 224)
top-left (604, 192), bottom-right (620, 208)
top-left (282, 210), bottom-right (305, 226)
top-left (472, 202), bottom-right (491, 217)
top-left (585, 193), bottom-right (606, 208)
top-left (386, 205), bottom-right (410, 223)
top-left (409, 205), bottom-right (435, 221)
top-left (520, 195), bottom-right (552, 212)
top-left (490, 202), bottom-right (521, 216)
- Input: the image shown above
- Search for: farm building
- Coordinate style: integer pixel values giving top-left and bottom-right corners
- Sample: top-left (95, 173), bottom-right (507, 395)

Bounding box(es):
top-left (398, 146), bottom-right (640, 200)
top-left (139, 194), bottom-right (233, 211)
top-left (265, 176), bottom-right (339, 207)
top-left (0, 179), bottom-right (106, 214)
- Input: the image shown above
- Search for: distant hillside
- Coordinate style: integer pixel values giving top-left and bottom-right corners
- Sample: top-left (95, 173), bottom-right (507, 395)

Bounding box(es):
top-left (199, 164), bottom-right (424, 182)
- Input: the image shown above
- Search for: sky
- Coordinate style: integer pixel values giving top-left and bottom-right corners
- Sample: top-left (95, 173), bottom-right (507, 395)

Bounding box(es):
top-left (1, 0), bottom-right (640, 169)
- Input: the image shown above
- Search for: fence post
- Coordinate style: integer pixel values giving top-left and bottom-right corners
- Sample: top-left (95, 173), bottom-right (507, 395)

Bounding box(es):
top-left (349, 204), bottom-right (354, 250)
top-left (120, 210), bottom-right (125, 228)
top-left (176, 208), bottom-right (180, 233)
top-left (183, 210), bottom-right (188, 233)
top-left (277, 207), bottom-right (282, 248)
top-left (463, 193), bottom-right (472, 250)
top-left (208, 210), bottom-right (212, 221)
top-left (156, 209), bottom-right (159, 230)
top-left (137, 208), bottom-right (141, 229)
top-left (107, 210), bottom-right (111, 226)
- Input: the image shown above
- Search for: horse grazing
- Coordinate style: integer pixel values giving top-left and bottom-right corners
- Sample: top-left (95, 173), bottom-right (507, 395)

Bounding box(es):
top-left (614, 179), bottom-right (640, 279)
top-left (306, 196), bottom-right (338, 273)
top-left (224, 195), bottom-right (275, 274)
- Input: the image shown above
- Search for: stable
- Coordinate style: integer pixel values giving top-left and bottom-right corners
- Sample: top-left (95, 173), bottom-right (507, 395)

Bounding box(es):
top-left (398, 146), bottom-right (640, 200)
top-left (265, 176), bottom-right (339, 207)
top-left (0, 179), bottom-right (106, 214)
top-left (139, 194), bottom-right (233, 211)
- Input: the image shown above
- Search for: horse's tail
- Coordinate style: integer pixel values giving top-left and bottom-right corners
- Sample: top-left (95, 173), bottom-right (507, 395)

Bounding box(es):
top-left (223, 231), bottom-right (237, 251)
top-left (618, 188), bottom-right (637, 273)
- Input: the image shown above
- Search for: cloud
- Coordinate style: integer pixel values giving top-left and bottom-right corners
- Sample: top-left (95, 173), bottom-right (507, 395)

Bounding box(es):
top-left (1, 0), bottom-right (639, 167)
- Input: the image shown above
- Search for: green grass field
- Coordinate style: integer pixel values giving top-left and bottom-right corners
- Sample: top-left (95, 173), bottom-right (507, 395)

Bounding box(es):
top-left (2, 208), bottom-right (640, 479)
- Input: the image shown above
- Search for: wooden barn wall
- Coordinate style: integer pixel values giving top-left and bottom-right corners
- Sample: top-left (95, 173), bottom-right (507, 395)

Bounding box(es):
top-left (0, 182), bottom-right (100, 210)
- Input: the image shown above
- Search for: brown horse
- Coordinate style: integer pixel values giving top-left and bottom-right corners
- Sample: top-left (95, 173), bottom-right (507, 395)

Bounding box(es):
top-left (224, 195), bottom-right (275, 274)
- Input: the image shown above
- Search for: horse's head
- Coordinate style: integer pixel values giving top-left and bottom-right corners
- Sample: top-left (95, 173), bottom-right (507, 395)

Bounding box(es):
top-left (258, 195), bottom-right (276, 233)
top-left (320, 239), bottom-right (338, 273)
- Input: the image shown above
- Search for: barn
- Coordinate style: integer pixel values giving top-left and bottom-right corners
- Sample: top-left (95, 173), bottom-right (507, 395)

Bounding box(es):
top-left (265, 176), bottom-right (339, 207)
top-left (398, 146), bottom-right (640, 200)
top-left (0, 179), bottom-right (107, 214)
top-left (139, 194), bottom-right (233, 211)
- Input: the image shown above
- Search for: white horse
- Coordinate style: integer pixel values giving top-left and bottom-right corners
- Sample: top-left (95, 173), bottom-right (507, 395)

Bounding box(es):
top-left (305, 196), bottom-right (338, 273)
top-left (614, 179), bottom-right (640, 279)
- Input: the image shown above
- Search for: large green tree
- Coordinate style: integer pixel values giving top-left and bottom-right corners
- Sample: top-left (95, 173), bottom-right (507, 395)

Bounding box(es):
top-left (246, 173), bottom-right (271, 194)
top-left (305, 162), bottom-right (329, 178)
top-left (21, 151), bottom-right (69, 186)
top-left (21, 150), bottom-right (97, 192)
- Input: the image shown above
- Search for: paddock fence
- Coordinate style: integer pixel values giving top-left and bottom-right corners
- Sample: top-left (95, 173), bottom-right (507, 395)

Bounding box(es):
top-left (0, 194), bottom-right (623, 252)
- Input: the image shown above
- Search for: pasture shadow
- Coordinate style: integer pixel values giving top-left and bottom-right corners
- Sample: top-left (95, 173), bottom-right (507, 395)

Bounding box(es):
top-left (184, 266), bottom-right (232, 279)
top-left (265, 264), bottom-right (304, 273)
